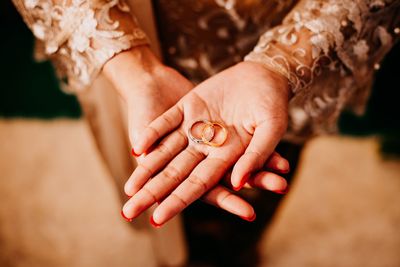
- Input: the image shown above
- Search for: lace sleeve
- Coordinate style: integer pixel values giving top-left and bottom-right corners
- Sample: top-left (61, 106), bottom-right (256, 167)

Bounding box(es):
top-left (244, 0), bottom-right (400, 141)
top-left (12, 0), bottom-right (149, 92)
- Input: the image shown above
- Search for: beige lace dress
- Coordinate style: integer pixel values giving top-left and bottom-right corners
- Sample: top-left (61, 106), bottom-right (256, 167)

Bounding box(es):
top-left (12, 0), bottom-right (400, 142)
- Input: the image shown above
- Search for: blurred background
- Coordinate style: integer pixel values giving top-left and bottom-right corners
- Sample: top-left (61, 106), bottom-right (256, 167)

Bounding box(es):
top-left (1, 1), bottom-right (400, 266)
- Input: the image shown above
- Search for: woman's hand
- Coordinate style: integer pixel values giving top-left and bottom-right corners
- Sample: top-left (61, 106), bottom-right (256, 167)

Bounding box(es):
top-left (103, 45), bottom-right (194, 145)
top-left (122, 61), bottom-right (291, 226)
top-left (103, 47), bottom-right (290, 220)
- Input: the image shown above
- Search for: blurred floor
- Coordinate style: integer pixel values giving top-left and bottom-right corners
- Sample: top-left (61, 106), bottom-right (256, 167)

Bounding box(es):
top-left (260, 136), bottom-right (400, 267)
top-left (0, 119), bottom-right (156, 267)
top-left (0, 119), bottom-right (399, 267)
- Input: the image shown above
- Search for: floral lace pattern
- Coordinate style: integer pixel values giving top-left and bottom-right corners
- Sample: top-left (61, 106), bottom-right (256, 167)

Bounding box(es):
top-left (245, 0), bottom-right (400, 141)
top-left (154, 0), bottom-right (297, 83)
top-left (12, 0), bottom-right (148, 91)
top-left (12, 0), bottom-right (400, 141)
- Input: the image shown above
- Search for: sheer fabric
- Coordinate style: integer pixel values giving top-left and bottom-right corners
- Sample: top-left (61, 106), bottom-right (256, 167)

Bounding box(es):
top-left (245, 0), bottom-right (400, 140)
top-left (12, 0), bottom-right (400, 140)
top-left (12, 0), bottom-right (148, 91)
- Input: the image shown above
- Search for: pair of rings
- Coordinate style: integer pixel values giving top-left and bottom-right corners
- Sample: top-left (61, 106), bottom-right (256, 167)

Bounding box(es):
top-left (188, 120), bottom-right (228, 147)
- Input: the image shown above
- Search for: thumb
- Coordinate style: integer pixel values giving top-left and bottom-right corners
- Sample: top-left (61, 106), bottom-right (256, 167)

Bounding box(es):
top-left (128, 108), bottom-right (154, 157)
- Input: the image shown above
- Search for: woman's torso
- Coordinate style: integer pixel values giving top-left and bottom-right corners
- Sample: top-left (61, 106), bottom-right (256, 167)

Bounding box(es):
top-left (153, 0), bottom-right (297, 82)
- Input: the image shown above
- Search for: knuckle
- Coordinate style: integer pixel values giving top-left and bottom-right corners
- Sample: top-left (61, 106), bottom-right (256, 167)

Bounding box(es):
top-left (162, 113), bottom-right (174, 127)
top-left (185, 148), bottom-right (202, 161)
top-left (163, 166), bottom-right (182, 184)
top-left (187, 175), bottom-right (208, 191)
top-left (148, 126), bottom-right (161, 140)
top-left (157, 143), bottom-right (173, 158)
top-left (138, 164), bottom-right (153, 176)
top-left (186, 149), bottom-right (201, 160)
top-left (142, 187), bottom-right (158, 203)
top-left (218, 191), bottom-right (231, 206)
top-left (171, 193), bottom-right (188, 208)
top-left (211, 157), bottom-right (229, 168)
top-left (244, 151), bottom-right (264, 169)
top-left (176, 130), bottom-right (189, 145)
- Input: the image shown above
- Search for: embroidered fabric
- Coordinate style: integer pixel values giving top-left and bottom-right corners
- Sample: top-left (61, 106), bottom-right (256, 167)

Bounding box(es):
top-left (11, 0), bottom-right (400, 141)
top-left (12, 0), bottom-right (149, 91)
top-left (244, 0), bottom-right (400, 141)
top-left (154, 0), bottom-right (297, 83)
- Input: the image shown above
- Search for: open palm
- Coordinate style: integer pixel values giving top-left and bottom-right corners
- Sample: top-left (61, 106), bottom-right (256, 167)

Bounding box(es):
top-left (123, 62), bottom-right (291, 226)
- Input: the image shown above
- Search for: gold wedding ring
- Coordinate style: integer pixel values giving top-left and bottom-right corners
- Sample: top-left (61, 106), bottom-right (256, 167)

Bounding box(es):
top-left (201, 122), bottom-right (228, 147)
top-left (188, 120), bottom-right (228, 147)
top-left (188, 120), bottom-right (215, 144)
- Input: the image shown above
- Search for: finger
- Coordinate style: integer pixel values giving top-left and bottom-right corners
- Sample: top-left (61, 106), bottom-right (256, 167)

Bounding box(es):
top-left (124, 129), bottom-right (188, 197)
top-left (152, 157), bottom-right (230, 225)
top-left (231, 122), bottom-right (284, 190)
top-left (221, 152), bottom-right (289, 190)
top-left (245, 171), bottom-right (288, 193)
top-left (264, 152), bottom-right (290, 173)
top-left (122, 148), bottom-right (204, 219)
top-left (133, 104), bottom-right (184, 155)
top-left (201, 185), bottom-right (256, 221)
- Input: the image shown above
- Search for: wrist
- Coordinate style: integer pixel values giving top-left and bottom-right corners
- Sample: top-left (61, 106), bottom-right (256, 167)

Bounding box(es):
top-left (102, 45), bottom-right (163, 99)
top-left (238, 61), bottom-right (292, 100)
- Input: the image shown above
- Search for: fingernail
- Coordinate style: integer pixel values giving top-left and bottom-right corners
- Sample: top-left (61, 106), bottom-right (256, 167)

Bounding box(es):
top-left (240, 213), bottom-right (256, 222)
top-left (277, 160), bottom-right (287, 170)
top-left (131, 148), bottom-right (141, 157)
top-left (150, 216), bottom-right (163, 228)
top-left (274, 186), bottom-right (290, 195)
top-left (121, 210), bottom-right (133, 222)
top-left (233, 184), bottom-right (242, 191)
top-left (282, 164), bottom-right (291, 173)
top-left (233, 174), bottom-right (250, 191)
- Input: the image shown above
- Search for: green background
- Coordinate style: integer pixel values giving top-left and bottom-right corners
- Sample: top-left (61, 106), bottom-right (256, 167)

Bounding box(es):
top-left (0, 1), bottom-right (81, 118)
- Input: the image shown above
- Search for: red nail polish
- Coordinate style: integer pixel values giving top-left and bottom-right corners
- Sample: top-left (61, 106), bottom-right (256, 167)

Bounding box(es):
top-left (240, 213), bottom-right (256, 222)
top-left (277, 165), bottom-right (290, 174)
top-left (121, 210), bottom-right (133, 222)
top-left (274, 186), bottom-right (289, 195)
top-left (233, 174), bottom-right (250, 191)
top-left (282, 166), bottom-right (291, 174)
top-left (131, 148), bottom-right (141, 157)
top-left (233, 184), bottom-right (242, 191)
top-left (150, 216), bottom-right (163, 228)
